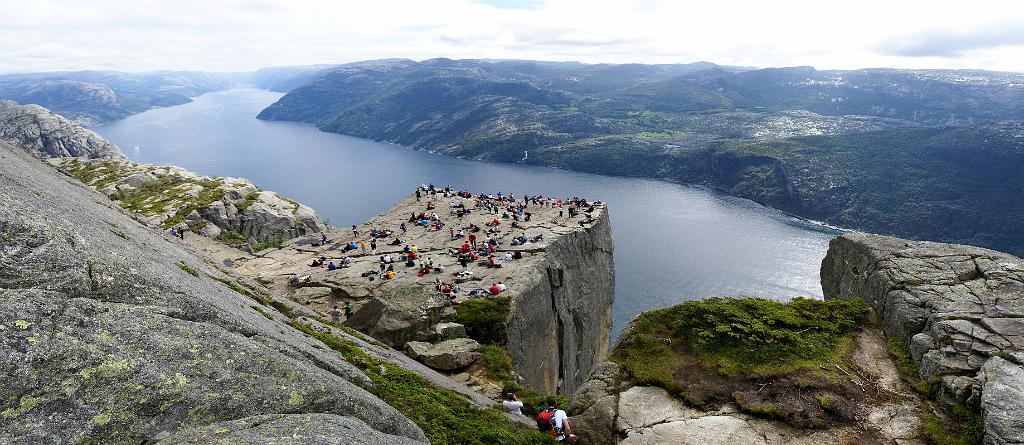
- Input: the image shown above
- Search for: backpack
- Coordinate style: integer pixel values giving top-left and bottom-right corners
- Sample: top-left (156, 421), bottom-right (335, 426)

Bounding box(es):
top-left (536, 407), bottom-right (555, 432)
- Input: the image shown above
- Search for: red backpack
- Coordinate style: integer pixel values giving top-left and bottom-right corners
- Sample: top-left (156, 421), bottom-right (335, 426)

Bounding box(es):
top-left (536, 407), bottom-right (555, 432)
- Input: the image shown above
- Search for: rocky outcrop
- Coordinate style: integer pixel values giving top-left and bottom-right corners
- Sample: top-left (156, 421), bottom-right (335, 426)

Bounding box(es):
top-left (504, 206), bottom-right (615, 395)
top-left (821, 232), bottom-right (1024, 443)
top-left (230, 191), bottom-right (615, 397)
top-left (0, 100), bottom-right (125, 160)
top-left (51, 158), bottom-right (325, 244)
top-left (0, 141), bottom-right (425, 443)
top-left (570, 327), bottom-right (928, 445)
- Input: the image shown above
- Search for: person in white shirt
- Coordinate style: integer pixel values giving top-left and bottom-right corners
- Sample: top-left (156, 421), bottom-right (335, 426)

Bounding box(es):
top-left (501, 393), bottom-right (524, 416)
top-left (545, 396), bottom-right (577, 442)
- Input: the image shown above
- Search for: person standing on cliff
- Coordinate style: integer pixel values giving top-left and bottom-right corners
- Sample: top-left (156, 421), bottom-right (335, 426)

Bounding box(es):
top-left (330, 305), bottom-right (342, 324)
top-left (416, 189), bottom-right (422, 201)
top-left (344, 302), bottom-right (353, 320)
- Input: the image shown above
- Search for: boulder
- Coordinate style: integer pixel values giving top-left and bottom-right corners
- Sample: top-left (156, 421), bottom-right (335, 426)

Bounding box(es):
top-left (417, 338), bottom-right (482, 371)
top-left (432, 322), bottom-right (466, 340)
top-left (156, 413), bottom-right (428, 445)
top-left (981, 357), bottom-right (1024, 445)
top-left (405, 341), bottom-right (432, 360)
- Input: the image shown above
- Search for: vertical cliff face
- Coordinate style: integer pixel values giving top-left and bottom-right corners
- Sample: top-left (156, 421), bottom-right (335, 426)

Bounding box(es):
top-left (505, 208), bottom-right (615, 396)
top-left (821, 233), bottom-right (1024, 444)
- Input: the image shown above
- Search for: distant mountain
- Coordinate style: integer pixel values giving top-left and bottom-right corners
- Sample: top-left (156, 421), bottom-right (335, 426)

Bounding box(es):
top-left (0, 100), bottom-right (125, 160)
top-left (258, 58), bottom-right (1024, 254)
top-left (0, 71), bottom-right (234, 125)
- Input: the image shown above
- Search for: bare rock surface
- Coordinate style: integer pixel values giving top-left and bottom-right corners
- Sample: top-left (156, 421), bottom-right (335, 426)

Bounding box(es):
top-left (0, 141), bottom-right (424, 444)
top-left (155, 413), bottom-right (428, 445)
top-left (0, 99), bottom-right (125, 160)
top-left (822, 233), bottom-right (1024, 443)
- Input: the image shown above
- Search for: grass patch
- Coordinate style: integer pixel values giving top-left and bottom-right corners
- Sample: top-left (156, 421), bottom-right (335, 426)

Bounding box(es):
top-left (252, 305), bottom-right (273, 320)
top-left (176, 262), bottom-right (200, 277)
top-left (215, 230), bottom-right (247, 246)
top-left (235, 191), bottom-right (261, 212)
top-left (209, 275), bottom-right (259, 301)
top-left (290, 321), bottom-right (553, 444)
top-left (887, 338), bottom-right (932, 395)
top-left (479, 345), bottom-right (512, 382)
top-left (268, 299), bottom-right (296, 318)
top-left (922, 406), bottom-right (984, 445)
top-left (453, 296), bottom-right (511, 345)
top-left (610, 297), bottom-right (870, 427)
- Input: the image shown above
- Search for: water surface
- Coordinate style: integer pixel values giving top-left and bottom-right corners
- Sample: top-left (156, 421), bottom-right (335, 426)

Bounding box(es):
top-left (95, 88), bottom-right (841, 339)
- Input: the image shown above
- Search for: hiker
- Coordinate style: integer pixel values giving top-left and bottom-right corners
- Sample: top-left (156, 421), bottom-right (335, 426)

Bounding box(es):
top-left (178, 227), bottom-right (185, 240)
top-left (400, 222), bottom-right (407, 233)
top-left (370, 238), bottom-right (377, 254)
top-left (512, 250), bottom-right (523, 260)
top-left (327, 261), bottom-right (337, 271)
top-left (502, 393), bottom-right (524, 416)
top-left (469, 233), bottom-right (477, 248)
top-left (416, 189), bottom-right (422, 201)
top-left (344, 302), bottom-right (353, 320)
top-left (352, 225), bottom-right (359, 236)
top-left (321, 232), bottom-right (328, 244)
top-left (489, 283), bottom-right (502, 295)
top-left (330, 305), bottom-right (342, 323)
top-left (537, 396), bottom-right (576, 442)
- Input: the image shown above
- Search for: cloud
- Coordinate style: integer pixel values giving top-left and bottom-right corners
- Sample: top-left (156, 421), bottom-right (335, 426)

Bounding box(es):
top-left (875, 20), bottom-right (1024, 57)
top-left (1, 0), bottom-right (1024, 73)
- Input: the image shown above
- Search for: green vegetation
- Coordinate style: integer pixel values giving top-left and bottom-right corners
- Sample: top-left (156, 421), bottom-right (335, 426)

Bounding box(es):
top-left (215, 230), bottom-right (247, 246)
top-left (887, 338), bottom-right (931, 395)
top-left (251, 305), bottom-right (273, 320)
top-left (479, 344), bottom-right (512, 382)
top-left (613, 297), bottom-right (869, 382)
top-left (290, 322), bottom-right (552, 444)
top-left (610, 297), bottom-right (870, 427)
top-left (175, 262), bottom-right (199, 277)
top-left (234, 191), bottom-right (260, 212)
top-left (887, 339), bottom-right (984, 444)
top-left (268, 300), bottom-right (295, 318)
top-left (452, 296), bottom-right (511, 344)
top-left (209, 275), bottom-right (257, 301)
top-left (260, 60), bottom-right (1024, 256)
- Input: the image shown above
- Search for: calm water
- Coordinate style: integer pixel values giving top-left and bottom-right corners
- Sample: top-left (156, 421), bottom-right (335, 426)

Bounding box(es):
top-left (95, 88), bottom-right (841, 339)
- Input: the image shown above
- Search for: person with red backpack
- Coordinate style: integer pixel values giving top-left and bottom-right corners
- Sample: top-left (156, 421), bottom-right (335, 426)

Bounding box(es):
top-left (536, 396), bottom-right (577, 442)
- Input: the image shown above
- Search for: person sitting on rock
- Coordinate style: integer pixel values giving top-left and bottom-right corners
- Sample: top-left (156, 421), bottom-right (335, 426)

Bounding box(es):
top-left (327, 261), bottom-right (337, 271)
top-left (489, 283), bottom-right (502, 295)
top-left (385, 270), bottom-right (396, 280)
top-left (512, 250), bottom-right (523, 260)
top-left (497, 281), bottom-right (507, 293)
top-left (460, 242), bottom-right (471, 253)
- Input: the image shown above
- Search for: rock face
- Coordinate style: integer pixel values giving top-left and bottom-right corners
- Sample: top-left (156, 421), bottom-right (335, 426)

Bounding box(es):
top-left (0, 100), bottom-right (125, 160)
top-left (0, 141), bottom-right (425, 443)
top-left (51, 158), bottom-right (326, 244)
top-left (821, 232), bottom-right (1024, 443)
top-left (156, 414), bottom-right (428, 445)
top-left (505, 206), bottom-right (615, 395)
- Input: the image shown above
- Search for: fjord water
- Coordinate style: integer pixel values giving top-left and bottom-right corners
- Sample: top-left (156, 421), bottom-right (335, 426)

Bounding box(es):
top-left (95, 88), bottom-right (840, 339)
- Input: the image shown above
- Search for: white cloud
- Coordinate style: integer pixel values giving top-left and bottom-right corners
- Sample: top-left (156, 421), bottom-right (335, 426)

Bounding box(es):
top-left (0, 0), bottom-right (1023, 73)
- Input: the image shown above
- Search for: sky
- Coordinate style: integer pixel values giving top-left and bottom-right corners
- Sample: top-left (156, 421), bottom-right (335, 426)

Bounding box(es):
top-left (1, 0), bottom-right (1024, 73)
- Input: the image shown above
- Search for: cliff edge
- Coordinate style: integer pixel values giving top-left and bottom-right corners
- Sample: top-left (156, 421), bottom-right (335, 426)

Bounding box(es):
top-left (822, 233), bottom-right (1024, 444)
top-left (226, 189), bottom-right (615, 396)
